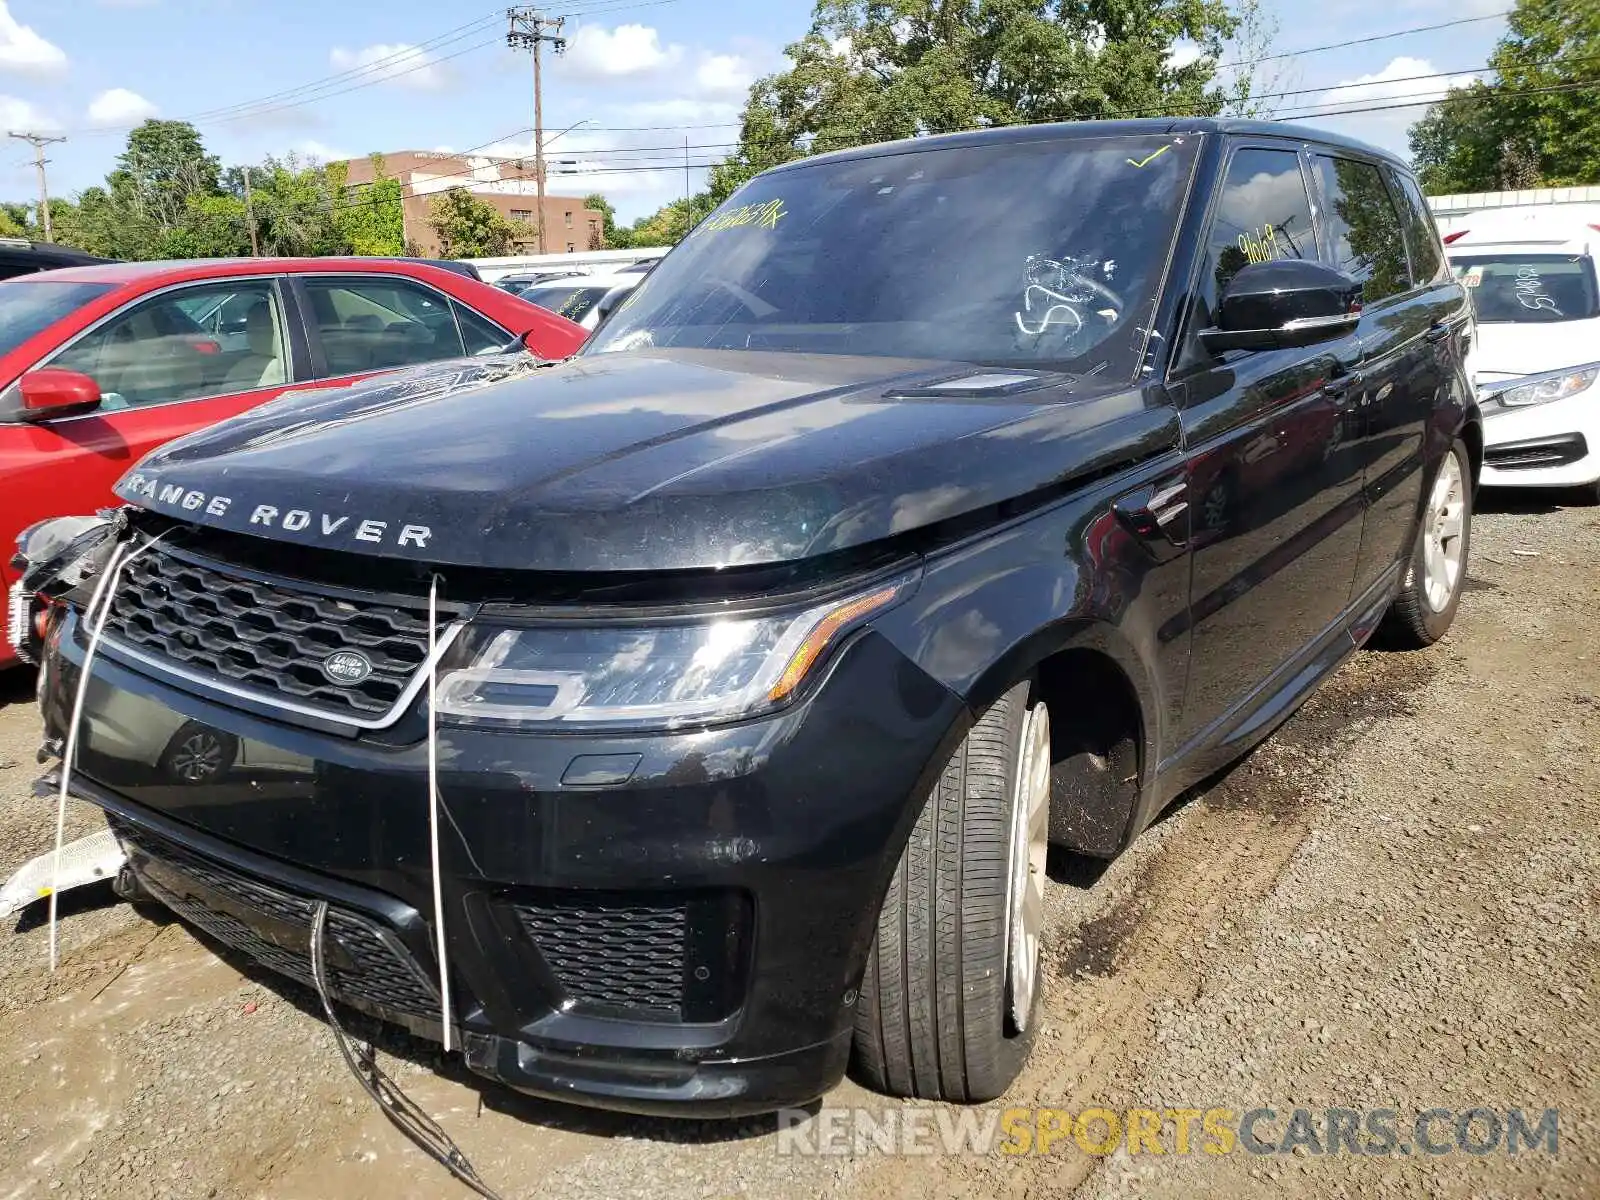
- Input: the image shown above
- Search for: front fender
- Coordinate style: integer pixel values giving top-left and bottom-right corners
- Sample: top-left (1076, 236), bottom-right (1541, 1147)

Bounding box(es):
top-left (874, 471), bottom-right (1193, 826)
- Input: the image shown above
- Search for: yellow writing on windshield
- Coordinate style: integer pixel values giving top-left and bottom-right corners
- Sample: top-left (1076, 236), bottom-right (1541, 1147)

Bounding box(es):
top-left (1238, 224), bottom-right (1285, 265)
top-left (702, 197), bottom-right (787, 233)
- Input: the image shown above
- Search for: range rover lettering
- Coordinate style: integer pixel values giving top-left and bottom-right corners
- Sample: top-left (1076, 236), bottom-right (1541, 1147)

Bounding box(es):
top-left (22, 119), bottom-right (1478, 1116)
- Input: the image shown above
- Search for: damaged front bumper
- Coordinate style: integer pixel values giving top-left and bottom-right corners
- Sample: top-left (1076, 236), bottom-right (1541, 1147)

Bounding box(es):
top-left (41, 606), bottom-right (966, 1116)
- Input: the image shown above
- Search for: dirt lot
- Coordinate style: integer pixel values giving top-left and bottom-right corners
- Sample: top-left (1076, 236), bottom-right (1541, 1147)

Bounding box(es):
top-left (1, 494), bottom-right (1596, 1200)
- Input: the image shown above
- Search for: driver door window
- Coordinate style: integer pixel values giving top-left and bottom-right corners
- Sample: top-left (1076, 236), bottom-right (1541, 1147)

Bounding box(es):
top-left (51, 280), bottom-right (287, 410)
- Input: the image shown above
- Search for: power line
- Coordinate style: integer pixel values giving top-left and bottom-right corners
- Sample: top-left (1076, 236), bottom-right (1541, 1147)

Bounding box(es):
top-left (1216, 11), bottom-right (1510, 71)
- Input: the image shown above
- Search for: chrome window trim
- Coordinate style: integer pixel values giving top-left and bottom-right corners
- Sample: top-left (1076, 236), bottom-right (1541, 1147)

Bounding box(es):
top-left (96, 621), bottom-right (466, 732)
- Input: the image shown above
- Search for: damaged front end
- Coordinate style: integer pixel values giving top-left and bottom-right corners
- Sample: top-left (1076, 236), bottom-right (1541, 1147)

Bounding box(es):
top-left (8, 510), bottom-right (128, 666)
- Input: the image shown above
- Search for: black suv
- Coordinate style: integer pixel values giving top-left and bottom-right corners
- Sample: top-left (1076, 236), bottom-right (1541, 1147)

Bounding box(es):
top-left (28, 119), bottom-right (1477, 1116)
top-left (0, 238), bottom-right (112, 280)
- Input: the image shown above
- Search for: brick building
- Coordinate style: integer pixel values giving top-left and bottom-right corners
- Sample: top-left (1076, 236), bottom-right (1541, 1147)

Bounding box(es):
top-left (339, 151), bottom-right (604, 257)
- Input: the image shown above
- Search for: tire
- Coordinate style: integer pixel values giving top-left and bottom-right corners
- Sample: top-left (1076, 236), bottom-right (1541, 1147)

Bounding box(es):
top-left (1381, 438), bottom-right (1472, 648)
top-left (852, 680), bottom-right (1051, 1101)
top-left (157, 722), bottom-right (237, 785)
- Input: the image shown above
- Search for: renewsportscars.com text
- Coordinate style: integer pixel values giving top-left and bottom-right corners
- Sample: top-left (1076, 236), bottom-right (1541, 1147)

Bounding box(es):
top-left (774, 1106), bottom-right (1560, 1158)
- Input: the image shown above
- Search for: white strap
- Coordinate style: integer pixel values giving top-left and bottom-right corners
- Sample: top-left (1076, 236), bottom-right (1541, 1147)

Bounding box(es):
top-left (426, 574), bottom-right (455, 1051)
top-left (50, 533), bottom-right (163, 970)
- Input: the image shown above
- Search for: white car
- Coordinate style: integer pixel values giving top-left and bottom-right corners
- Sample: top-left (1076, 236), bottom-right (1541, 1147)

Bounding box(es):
top-left (1446, 211), bottom-right (1600, 499)
top-left (519, 272), bottom-right (641, 333)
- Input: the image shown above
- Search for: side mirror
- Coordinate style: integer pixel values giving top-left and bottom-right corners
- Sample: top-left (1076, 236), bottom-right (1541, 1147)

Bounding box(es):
top-left (1200, 260), bottom-right (1363, 353)
top-left (18, 368), bottom-right (103, 421)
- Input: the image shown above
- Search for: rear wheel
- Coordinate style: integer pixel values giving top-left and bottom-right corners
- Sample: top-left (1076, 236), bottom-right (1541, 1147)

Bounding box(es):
top-left (1381, 439), bottom-right (1472, 648)
top-left (852, 680), bottom-right (1050, 1101)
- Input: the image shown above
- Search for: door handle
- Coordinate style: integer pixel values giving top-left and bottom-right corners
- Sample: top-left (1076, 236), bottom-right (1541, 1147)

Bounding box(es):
top-left (1425, 322), bottom-right (1452, 344)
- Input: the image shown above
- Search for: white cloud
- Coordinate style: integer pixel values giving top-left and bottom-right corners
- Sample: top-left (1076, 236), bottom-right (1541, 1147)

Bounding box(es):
top-left (1304, 56), bottom-right (1480, 154)
top-left (0, 93), bottom-right (57, 133)
top-left (328, 43), bottom-right (448, 90)
top-left (298, 139), bottom-right (351, 163)
top-left (695, 52), bottom-right (754, 97)
top-left (86, 87), bottom-right (157, 127)
top-left (0, 2), bottom-right (66, 77)
top-left (562, 24), bottom-right (682, 79)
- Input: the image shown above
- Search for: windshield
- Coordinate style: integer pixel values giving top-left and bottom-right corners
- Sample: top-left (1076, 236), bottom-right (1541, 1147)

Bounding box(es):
top-left (525, 284), bottom-right (611, 323)
top-left (1451, 253), bottom-right (1600, 323)
top-left (586, 133), bottom-right (1199, 379)
top-left (0, 279), bottom-right (116, 358)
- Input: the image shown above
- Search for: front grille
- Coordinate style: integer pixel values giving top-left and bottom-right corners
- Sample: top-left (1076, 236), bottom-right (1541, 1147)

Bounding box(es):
top-left (517, 895), bottom-right (688, 1014)
top-left (101, 542), bottom-right (436, 720)
top-left (111, 817), bottom-right (440, 1022)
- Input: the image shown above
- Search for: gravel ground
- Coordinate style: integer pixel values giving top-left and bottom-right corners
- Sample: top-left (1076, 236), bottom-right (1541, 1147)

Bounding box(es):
top-left (0, 492), bottom-right (1595, 1200)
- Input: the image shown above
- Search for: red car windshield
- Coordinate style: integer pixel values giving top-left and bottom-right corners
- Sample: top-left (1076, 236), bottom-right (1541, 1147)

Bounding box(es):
top-left (0, 279), bottom-right (116, 358)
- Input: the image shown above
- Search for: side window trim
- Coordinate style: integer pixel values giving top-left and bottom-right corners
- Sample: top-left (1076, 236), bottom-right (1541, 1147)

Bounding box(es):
top-left (37, 275), bottom-right (297, 418)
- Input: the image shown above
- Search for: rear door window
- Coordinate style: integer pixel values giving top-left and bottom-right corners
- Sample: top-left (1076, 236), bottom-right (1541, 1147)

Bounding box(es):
top-left (302, 278), bottom-right (467, 375)
top-left (1311, 155), bottom-right (1410, 303)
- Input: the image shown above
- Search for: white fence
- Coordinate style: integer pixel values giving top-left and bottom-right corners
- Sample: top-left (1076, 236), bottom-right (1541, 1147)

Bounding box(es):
top-left (1429, 186), bottom-right (1600, 236)
top-left (465, 246), bottom-right (670, 282)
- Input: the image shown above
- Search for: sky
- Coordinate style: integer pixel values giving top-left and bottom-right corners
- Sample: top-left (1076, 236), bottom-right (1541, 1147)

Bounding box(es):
top-left (0, 0), bottom-right (1511, 224)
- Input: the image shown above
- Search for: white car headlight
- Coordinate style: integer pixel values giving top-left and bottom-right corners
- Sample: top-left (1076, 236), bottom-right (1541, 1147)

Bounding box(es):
top-left (1485, 363), bottom-right (1600, 410)
top-left (435, 572), bottom-right (914, 729)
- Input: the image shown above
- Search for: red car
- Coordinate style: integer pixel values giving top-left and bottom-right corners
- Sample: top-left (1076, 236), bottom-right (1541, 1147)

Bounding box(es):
top-left (1, 257), bottom-right (585, 666)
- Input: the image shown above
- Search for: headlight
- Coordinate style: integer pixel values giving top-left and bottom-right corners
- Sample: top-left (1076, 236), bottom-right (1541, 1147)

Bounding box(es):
top-left (1485, 363), bottom-right (1600, 410)
top-left (435, 573), bottom-right (914, 729)
top-left (14, 514), bottom-right (119, 597)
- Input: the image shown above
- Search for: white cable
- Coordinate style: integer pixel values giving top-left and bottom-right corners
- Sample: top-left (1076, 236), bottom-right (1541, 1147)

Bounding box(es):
top-left (49, 533), bottom-right (165, 970)
top-left (426, 575), bottom-right (455, 1052)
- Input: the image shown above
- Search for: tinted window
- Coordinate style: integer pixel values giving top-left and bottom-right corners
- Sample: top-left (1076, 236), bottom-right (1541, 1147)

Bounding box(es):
top-left (303, 278), bottom-right (465, 376)
top-left (453, 300), bottom-right (510, 354)
top-left (526, 285), bottom-right (610, 323)
top-left (1186, 148), bottom-right (1316, 359)
top-left (588, 133), bottom-right (1201, 381)
top-left (1312, 156), bottom-right (1409, 303)
top-left (0, 280), bottom-right (115, 358)
top-left (1450, 254), bottom-right (1600, 323)
top-left (1389, 170), bottom-right (1444, 284)
top-left (52, 280), bottom-right (286, 409)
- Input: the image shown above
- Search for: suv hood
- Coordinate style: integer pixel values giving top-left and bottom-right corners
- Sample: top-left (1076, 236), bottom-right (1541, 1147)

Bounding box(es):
top-left (118, 349), bottom-right (1170, 572)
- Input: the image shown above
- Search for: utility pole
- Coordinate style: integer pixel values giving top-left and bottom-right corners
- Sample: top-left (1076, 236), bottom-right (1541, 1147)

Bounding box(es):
top-left (9, 131), bottom-right (65, 243)
top-left (507, 7), bottom-right (566, 255)
top-left (683, 135), bottom-right (690, 226)
top-left (242, 165), bottom-right (260, 256)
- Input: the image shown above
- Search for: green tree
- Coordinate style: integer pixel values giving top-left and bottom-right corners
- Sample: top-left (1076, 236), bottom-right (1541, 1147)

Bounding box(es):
top-left (426, 187), bottom-right (530, 256)
top-left (241, 155), bottom-right (346, 256)
top-left (330, 155), bottom-right (407, 256)
top-left (112, 119), bottom-right (223, 232)
top-left (710, 0), bottom-right (1240, 200)
top-left (1409, 0), bottom-right (1600, 192)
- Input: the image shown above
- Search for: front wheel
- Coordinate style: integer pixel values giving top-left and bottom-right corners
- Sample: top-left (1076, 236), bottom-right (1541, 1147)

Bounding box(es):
top-left (851, 680), bottom-right (1051, 1101)
top-left (1381, 439), bottom-right (1472, 648)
